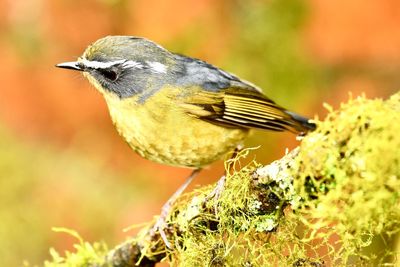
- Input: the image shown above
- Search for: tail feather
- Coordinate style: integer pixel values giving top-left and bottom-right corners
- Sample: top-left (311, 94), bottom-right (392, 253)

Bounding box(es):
top-left (285, 111), bottom-right (316, 133)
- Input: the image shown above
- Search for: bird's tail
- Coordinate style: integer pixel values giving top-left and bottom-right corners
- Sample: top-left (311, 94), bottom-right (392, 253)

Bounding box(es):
top-left (284, 110), bottom-right (316, 134)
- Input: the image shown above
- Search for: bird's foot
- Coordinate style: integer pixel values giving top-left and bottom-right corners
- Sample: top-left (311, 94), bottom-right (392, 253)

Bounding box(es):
top-left (149, 204), bottom-right (173, 249)
top-left (149, 169), bottom-right (201, 249)
top-left (203, 175), bottom-right (226, 214)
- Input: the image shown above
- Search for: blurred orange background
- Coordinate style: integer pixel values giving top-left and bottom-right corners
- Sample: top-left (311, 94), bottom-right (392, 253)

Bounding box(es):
top-left (0, 0), bottom-right (399, 265)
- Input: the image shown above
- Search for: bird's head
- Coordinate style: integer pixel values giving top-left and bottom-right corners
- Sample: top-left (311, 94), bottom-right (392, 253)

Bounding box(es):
top-left (56, 36), bottom-right (174, 98)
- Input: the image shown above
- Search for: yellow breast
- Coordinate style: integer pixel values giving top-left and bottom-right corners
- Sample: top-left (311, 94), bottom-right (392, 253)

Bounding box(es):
top-left (101, 87), bottom-right (249, 168)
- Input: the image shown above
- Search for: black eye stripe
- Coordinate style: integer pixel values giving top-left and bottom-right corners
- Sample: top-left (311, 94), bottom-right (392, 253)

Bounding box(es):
top-left (98, 68), bottom-right (118, 81)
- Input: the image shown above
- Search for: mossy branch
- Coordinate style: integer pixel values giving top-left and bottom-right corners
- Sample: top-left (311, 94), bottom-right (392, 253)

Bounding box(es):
top-left (44, 91), bottom-right (400, 267)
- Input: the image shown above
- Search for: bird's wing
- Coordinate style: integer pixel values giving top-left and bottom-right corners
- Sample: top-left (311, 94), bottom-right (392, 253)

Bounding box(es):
top-left (179, 86), bottom-right (312, 134)
top-left (172, 54), bottom-right (313, 133)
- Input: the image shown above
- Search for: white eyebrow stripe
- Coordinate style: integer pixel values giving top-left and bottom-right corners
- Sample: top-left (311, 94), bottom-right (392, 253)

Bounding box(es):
top-left (80, 58), bottom-right (166, 73)
top-left (122, 60), bottom-right (144, 69)
top-left (147, 61), bottom-right (167, 73)
top-left (80, 58), bottom-right (126, 69)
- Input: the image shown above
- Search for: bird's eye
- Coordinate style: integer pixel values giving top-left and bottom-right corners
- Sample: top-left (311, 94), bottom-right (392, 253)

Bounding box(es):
top-left (99, 68), bottom-right (118, 81)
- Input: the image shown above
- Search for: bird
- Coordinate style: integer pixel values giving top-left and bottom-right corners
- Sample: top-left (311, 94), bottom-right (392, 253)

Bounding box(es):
top-left (56, 35), bottom-right (315, 247)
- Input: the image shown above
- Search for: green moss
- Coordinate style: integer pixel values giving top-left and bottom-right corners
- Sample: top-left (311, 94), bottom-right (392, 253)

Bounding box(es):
top-left (40, 228), bottom-right (108, 267)
top-left (293, 92), bottom-right (400, 264)
top-left (167, 150), bottom-right (303, 266)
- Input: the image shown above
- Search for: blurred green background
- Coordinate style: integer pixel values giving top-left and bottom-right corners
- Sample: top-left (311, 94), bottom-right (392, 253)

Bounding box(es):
top-left (0, 0), bottom-right (399, 265)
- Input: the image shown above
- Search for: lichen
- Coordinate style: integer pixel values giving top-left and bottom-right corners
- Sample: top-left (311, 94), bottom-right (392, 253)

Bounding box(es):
top-left (292, 92), bottom-right (400, 265)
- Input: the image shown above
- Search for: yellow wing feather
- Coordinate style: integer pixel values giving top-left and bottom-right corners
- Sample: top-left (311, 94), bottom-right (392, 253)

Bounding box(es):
top-left (180, 87), bottom-right (311, 133)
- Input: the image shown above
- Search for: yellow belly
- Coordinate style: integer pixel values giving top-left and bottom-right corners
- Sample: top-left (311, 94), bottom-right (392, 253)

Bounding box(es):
top-left (102, 87), bottom-right (249, 168)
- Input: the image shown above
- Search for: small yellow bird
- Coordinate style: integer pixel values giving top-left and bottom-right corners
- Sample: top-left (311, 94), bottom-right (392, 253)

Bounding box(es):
top-left (56, 36), bottom-right (315, 246)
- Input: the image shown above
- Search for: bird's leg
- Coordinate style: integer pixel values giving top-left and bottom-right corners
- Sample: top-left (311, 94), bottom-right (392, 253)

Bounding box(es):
top-left (206, 174), bottom-right (226, 203)
top-left (150, 168), bottom-right (201, 249)
top-left (205, 145), bottom-right (243, 205)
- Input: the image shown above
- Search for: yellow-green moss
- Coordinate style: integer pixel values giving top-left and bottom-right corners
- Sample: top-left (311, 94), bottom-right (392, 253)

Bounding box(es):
top-left (41, 228), bottom-right (108, 267)
top-left (293, 92), bottom-right (400, 265)
top-left (168, 149), bottom-right (313, 266)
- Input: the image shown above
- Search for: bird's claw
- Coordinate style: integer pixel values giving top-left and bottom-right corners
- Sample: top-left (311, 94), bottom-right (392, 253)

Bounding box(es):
top-left (150, 216), bottom-right (172, 249)
top-left (203, 175), bottom-right (226, 213)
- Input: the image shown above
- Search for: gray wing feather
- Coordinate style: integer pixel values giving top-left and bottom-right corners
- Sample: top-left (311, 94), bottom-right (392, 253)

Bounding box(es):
top-left (172, 54), bottom-right (261, 93)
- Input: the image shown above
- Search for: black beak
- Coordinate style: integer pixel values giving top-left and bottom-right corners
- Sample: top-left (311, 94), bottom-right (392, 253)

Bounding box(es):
top-left (55, 61), bottom-right (84, 71)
